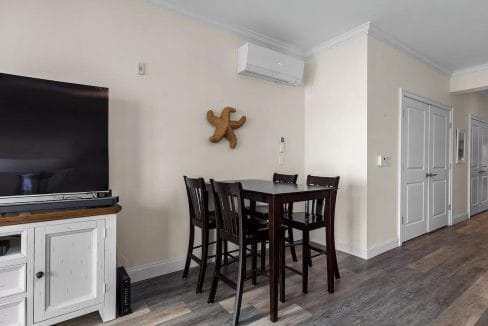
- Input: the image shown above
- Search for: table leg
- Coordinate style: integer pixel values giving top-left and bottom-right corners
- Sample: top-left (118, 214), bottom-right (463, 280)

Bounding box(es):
top-left (268, 196), bottom-right (282, 322)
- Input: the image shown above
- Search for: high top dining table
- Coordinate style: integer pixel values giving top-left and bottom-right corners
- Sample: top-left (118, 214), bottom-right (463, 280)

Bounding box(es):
top-left (214, 179), bottom-right (338, 322)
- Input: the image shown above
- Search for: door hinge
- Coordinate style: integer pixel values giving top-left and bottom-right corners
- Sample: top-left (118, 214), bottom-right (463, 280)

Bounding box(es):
top-left (102, 227), bottom-right (107, 239)
top-left (448, 204), bottom-right (451, 211)
top-left (401, 216), bottom-right (405, 224)
top-left (103, 283), bottom-right (107, 293)
top-left (449, 122), bottom-right (452, 129)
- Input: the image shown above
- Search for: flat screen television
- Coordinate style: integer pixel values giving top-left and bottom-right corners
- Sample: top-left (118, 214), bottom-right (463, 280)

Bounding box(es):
top-left (0, 73), bottom-right (109, 202)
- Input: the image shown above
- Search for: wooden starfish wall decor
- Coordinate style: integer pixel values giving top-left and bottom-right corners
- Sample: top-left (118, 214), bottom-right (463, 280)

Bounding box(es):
top-left (207, 107), bottom-right (246, 149)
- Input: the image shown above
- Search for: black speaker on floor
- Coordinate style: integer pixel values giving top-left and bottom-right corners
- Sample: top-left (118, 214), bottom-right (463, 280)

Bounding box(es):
top-left (117, 266), bottom-right (132, 316)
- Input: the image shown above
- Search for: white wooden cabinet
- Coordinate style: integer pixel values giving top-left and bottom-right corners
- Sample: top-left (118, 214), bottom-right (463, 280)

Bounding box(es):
top-left (0, 209), bottom-right (118, 325)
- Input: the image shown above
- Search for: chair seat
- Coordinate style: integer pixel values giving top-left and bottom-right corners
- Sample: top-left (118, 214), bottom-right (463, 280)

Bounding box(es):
top-left (244, 219), bottom-right (271, 241)
top-left (245, 204), bottom-right (269, 220)
top-left (282, 212), bottom-right (327, 231)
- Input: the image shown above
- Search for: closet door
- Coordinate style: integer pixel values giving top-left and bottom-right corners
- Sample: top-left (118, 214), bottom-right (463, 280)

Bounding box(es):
top-left (471, 118), bottom-right (488, 215)
top-left (471, 120), bottom-right (481, 215)
top-left (428, 105), bottom-right (450, 232)
top-left (479, 123), bottom-right (488, 212)
top-left (402, 95), bottom-right (451, 242)
top-left (402, 97), bottom-right (429, 241)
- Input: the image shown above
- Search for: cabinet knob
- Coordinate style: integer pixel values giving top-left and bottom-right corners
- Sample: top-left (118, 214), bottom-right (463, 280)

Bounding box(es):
top-left (36, 271), bottom-right (44, 279)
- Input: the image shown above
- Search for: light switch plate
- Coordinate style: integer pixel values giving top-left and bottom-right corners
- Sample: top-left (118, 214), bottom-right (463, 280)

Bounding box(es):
top-left (377, 155), bottom-right (392, 167)
top-left (138, 62), bottom-right (146, 75)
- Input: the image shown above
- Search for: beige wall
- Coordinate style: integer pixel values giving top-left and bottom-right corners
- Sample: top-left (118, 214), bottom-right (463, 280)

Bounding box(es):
top-left (367, 36), bottom-right (451, 248)
top-left (304, 35), bottom-right (368, 256)
top-left (0, 0), bottom-right (305, 270)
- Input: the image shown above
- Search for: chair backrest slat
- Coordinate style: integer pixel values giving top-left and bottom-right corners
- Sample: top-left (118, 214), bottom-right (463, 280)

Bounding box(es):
top-left (306, 175), bottom-right (340, 218)
top-left (184, 176), bottom-right (210, 226)
top-left (211, 180), bottom-right (246, 240)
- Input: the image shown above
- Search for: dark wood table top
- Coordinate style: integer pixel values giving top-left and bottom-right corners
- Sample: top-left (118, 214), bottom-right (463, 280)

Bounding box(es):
top-left (221, 179), bottom-right (337, 195)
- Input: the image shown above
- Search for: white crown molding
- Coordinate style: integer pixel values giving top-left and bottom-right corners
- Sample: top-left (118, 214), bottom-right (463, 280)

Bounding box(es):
top-left (305, 22), bottom-right (372, 57)
top-left (142, 0), bottom-right (305, 58)
top-left (366, 24), bottom-right (452, 76)
top-left (452, 62), bottom-right (488, 77)
top-left (142, 1), bottom-right (461, 76)
top-left (306, 22), bottom-right (452, 76)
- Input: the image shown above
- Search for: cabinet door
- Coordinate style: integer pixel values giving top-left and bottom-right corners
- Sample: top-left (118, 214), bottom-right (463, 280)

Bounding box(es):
top-left (34, 220), bottom-right (104, 322)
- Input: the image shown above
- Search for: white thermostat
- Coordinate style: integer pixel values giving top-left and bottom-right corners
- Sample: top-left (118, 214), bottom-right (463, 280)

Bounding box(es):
top-left (377, 155), bottom-right (392, 167)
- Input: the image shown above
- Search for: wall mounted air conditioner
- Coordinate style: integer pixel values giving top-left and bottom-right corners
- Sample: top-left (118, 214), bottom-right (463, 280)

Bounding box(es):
top-left (237, 43), bottom-right (304, 86)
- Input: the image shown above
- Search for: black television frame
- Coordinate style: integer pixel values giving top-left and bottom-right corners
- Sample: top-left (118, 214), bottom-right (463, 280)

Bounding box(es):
top-left (0, 73), bottom-right (115, 213)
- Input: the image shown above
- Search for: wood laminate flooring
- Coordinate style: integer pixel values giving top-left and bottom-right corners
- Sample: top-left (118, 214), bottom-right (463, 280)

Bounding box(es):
top-left (60, 212), bottom-right (488, 325)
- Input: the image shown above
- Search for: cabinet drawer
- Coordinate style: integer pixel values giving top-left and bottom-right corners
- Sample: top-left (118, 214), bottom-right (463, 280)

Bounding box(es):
top-left (0, 298), bottom-right (25, 326)
top-left (0, 264), bottom-right (26, 298)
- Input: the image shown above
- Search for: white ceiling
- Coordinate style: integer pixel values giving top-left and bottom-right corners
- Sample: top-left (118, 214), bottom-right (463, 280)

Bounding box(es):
top-left (145, 0), bottom-right (488, 74)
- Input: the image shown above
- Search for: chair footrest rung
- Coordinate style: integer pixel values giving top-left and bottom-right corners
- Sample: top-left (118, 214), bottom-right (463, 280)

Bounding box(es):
top-left (217, 273), bottom-right (237, 290)
top-left (192, 241), bottom-right (217, 250)
top-left (191, 254), bottom-right (201, 264)
top-left (284, 265), bottom-right (302, 275)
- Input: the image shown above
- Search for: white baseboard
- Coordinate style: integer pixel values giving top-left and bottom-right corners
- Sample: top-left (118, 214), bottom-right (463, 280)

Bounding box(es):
top-left (333, 238), bottom-right (399, 260)
top-left (334, 241), bottom-right (368, 259)
top-left (127, 256), bottom-right (190, 283)
top-left (366, 238), bottom-right (399, 259)
top-left (127, 237), bottom-right (399, 283)
top-left (452, 212), bottom-right (469, 225)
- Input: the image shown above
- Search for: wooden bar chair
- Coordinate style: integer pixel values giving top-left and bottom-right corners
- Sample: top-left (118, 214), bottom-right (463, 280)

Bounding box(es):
top-left (282, 175), bottom-right (340, 294)
top-left (249, 173), bottom-right (299, 263)
top-left (208, 180), bottom-right (285, 325)
top-left (182, 176), bottom-right (228, 293)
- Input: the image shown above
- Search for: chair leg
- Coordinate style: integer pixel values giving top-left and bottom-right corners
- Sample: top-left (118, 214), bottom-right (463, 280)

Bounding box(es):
top-left (223, 240), bottom-right (229, 265)
top-left (308, 247), bottom-right (313, 267)
top-left (233, 245), bottom-right (246, 326)
top-left (208, 238), bottom-right (222, 303)
top-left (302, 231), bottom-right (309, 294)
top-left (251, 242), bottom-right (257, 285)
top-left (280, 232), bottom-right (285, 303)
top-left (196, 229), bottom-right (209, 293)
top-left (287, 226), bottom-right (298, 262)
top-left (183, 223), bottom-right (195, 279)
top-left (332, 235), bottom-right (340, 279)
top-left (260, 240), bottom-right (266, 273)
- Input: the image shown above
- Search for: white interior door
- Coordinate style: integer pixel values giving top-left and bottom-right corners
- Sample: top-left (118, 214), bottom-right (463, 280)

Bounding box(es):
top-left (401, 95), bottom-right (451, 242)
top-left (34, 220), bottom-right (104, 322)
top-left (471, 121), bottom-right (480, 215)
top-left (402, 97), bottom-right (429, 241)
top-left (480, 125), bottom-right (488, 212)
top-left (428, 105), bottom-right (450, 232)
top-left (470, 118), bottom-right (488, 215)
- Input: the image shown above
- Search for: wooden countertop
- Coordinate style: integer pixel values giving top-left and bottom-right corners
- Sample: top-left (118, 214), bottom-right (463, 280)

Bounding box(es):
top-left (0, 205), bottom-right (122, 227)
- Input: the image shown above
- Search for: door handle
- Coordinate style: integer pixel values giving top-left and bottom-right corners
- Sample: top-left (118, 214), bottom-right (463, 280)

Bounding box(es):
top-left (479, 170), bottom-right (486, 174)
top-left (426, 173), bottom-right (438, 178)
top-left (36, 271), bottom-right (44, 279)
top-left (430, 173), bottom-right (438, 177)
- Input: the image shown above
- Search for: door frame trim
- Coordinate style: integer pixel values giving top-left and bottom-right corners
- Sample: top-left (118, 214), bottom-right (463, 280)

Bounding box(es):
top-left (468, 114), bottom-right (488, 218)
top-left (398, 89), bottom-right (453, 245)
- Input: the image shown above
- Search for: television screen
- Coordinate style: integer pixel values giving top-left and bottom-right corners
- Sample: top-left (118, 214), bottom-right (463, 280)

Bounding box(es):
top-left (0, 73), bottom-right (108, 197)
